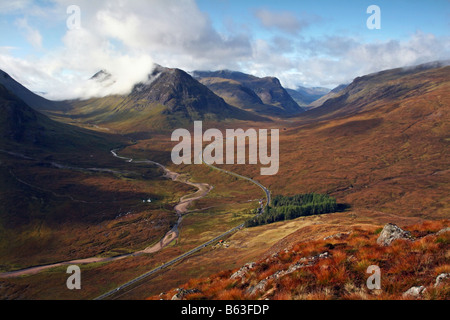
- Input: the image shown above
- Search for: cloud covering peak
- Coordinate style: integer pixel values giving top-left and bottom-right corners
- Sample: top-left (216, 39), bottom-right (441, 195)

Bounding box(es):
top-left (0, 0), bottom-right (448, 99)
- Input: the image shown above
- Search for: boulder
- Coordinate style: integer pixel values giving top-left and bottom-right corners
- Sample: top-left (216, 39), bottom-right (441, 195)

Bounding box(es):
top-left (377, 223), bottom-right (412, 246)
top-left (434, 273), bottom-right (450, 287)
top-left (402, 286), bottom-right (426, 299)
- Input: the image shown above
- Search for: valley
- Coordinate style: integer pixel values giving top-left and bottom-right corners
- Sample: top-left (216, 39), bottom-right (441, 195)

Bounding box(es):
top-left (0, 61), bottom-right (448, 300)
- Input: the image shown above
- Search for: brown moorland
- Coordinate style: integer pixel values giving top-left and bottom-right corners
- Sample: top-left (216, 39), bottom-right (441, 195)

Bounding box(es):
top-left (151, 219), bottom-right (449, 300)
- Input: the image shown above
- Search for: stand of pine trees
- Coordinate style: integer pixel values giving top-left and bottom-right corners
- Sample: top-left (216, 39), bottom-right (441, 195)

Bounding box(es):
top-left (245, 193), bottom-right (337, 227)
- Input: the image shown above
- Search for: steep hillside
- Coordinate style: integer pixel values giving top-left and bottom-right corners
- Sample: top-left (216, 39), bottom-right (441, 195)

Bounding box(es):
top-left (0, 84), bottom-right (115, 155)
top-left (0, 70), bottom-right (69, 112)
top-left (193, 70), bottom-right (304, 116)
top-left (307, 84), bottom-right (348, 109)
top-left (303, 61), bottom-right (450, 120)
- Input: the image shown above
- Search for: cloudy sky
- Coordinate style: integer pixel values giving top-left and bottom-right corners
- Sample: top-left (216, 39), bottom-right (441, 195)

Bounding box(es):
top-left (0, 0), bottom-right (449, 100)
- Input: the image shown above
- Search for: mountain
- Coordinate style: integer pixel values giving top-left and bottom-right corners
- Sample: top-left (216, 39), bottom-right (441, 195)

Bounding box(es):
top-left (63, 65), bottom-right (267, 134)
top-left (130, 66), bottom-right (248, 118)
top-left (302, 61), bottom-right (450, 120)
top-left (141, 61), bottom-right (449, 300)
top-left (0, 83), bottom-right (116, 154)
top-left (0, 70), bottom-right (70, 112)
top-left (286, 86), bottom-right (330, 107)
top-left (284, 88), bottom-right (310, 107)
top-left (192, 70), bottom-right (304, 116)
top-left (306, 84), bottom-right (348, 109)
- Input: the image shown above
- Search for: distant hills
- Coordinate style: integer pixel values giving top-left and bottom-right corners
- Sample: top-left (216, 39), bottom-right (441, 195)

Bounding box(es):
top-left (2, 60), bottom-right (449, 136)
top-left (285, 86), bottom-right (331, 108)
top-left (306, 84), bottom-right (348, 110)
top-left (263, 61), bottom-right (450, 217)
top-left (0, 65), bottom-right (343, 135)
top-left (302, 60), bottom-right (450, 120)
top-left (193, 70), bottom-right (305, 116)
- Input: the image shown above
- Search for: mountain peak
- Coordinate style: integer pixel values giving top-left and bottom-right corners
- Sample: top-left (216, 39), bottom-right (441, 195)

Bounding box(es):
top-left (193, 69), bottom-right (304, 116)
top-left (90, 70), bottom-right (112, 81)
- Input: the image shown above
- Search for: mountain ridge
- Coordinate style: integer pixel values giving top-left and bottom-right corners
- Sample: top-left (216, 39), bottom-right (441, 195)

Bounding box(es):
top-left (301, 61), bottom-right (450, 120)
top-left (193, 70), bottom-right (305, 116)
top-left (0, 70), bottom-right (70, 112)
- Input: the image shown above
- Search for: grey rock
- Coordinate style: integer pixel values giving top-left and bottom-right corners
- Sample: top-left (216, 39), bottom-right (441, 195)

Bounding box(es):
top-left (267, 252), bottom-right (330, 281)
top-left (402, 286), bottom-right (426, 299)
top-left (434, 273), bottom-right (450, 287)
top-left (230, 262), bottom-right (256, 280)
top-left (436, 227), bottom-right (450, 235)
top-left (323, 232), bottom-right (350, 240)
top-left (246, 279), bottom-right (268, 296)
top-left (171, 288), bottom-right (200, 300)
top-left (377, 223), bottom-right (412, 246)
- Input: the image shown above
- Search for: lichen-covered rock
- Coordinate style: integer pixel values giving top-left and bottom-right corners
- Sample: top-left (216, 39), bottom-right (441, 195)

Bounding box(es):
top-left (377, 223), bottom-right (412, 246)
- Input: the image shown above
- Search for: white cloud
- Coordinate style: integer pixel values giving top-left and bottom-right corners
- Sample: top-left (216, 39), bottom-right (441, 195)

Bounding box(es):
top-left (15, 18), bottom-right (43, 49)
top-left (0, 0), bottom-right (32, 13)
top-left (0, 1), bottom-right (448, 99)
top-left (262, 31), bottom-right (450, 89)
top-left (254, 8), bottom-right (307, 34)
top-left (0, 0), bottom-right (253, 100)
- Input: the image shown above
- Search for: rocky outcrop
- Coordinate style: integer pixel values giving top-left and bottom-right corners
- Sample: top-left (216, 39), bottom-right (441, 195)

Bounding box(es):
top-left (436, 227), bottom-right (450, 236)
top-left (246, 252), bottom-right (331, 296)
top-left (400, 273), bottom-right (448, 299)
top-left (230, 262), bottom-right (256, 280)
top-left (402, 286), bottom-right (426, 299)
top-left (434, 273), bottom-right (450, 287)
top-left (377, 223), bottom-right (413, 246)
top-left (246, 279), bottom-right (268, 296)
top-left (171, 288), bottom-right (200, 300)
top-left (323, 232), bottom-right (350, 241)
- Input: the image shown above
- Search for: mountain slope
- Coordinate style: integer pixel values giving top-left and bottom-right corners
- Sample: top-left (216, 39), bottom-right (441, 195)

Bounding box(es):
top-left (62, 66), bottom-right (267, 134)
top-left (0, 70), bottom-right (69, 112)
top-left (307, 84), bottom-right (348, 109)
top-left (0, 83), bottom-right (184, 273)
top-left (303, 61), bottom-right (450, 120)
top-left (193, 70), bottom-right (304, 116)
top-left (0, 83), bottom-right (117, 155)
top-left (142, 62), bottom-right (449, 300)
top-left (152, 219), bottom-right (449, 300)
top-left (286, 86), bottom-right (331, 107)
top-left (209, 61), bottom-right (449, 220)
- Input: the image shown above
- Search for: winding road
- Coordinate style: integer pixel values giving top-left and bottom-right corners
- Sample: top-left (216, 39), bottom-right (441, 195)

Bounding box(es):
top-left (0, 147), bottom-right (271, 301)
top-left (0, 149), bottom-right (213, 278)
top-left (94, 148), bottom-right (270, 300)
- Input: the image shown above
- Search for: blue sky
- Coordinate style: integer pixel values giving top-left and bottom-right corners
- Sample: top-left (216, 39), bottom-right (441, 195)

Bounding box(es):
top-left (199, 0), bottom-right (449, 39)
top-left (0, 0), bottom-right (449, 99)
